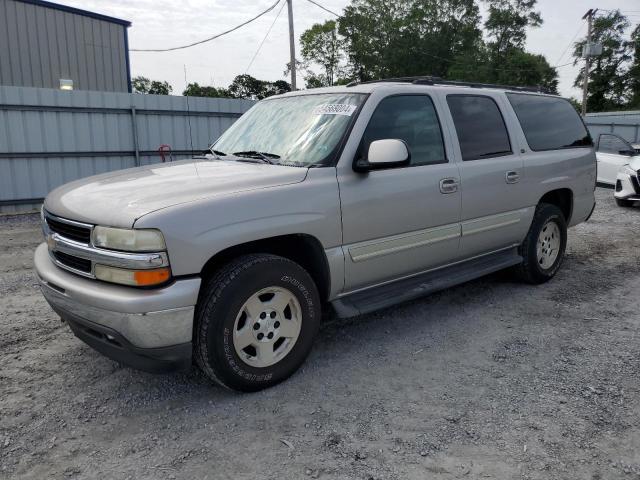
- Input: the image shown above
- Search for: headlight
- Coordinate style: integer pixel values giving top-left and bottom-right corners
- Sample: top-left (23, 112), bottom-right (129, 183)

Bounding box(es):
top-left (95, 264), bottom-right (171, 287)
top-left (92, 226), bottom-right (166, 252)
top-left (621, 165), bottom-right (636, 176)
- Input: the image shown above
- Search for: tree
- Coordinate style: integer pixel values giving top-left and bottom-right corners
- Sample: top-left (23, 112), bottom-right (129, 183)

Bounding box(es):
top-left (182, 83), bottom-right (231, 98)
top-left (227, 75), bottom-right (290, 100)
top-left (447, 0), bottom-right (556, 90)
top-left (300, 20), bottom-right (344, 87)
top-left (573, 10), bottom-right (634, 112)
top-left (338, 0), bottom-right (481, 81)
top-left (483, 0), bottom-right (542, 55)
top-left (447, 48), bottom-right (558, 92)
top-left (132, 76), bottom-right (172, 95)
top-left (627, 24), bottom-right (640, 109)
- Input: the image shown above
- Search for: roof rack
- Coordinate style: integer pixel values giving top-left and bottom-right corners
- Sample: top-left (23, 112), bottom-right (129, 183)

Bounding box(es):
top-left (346, 76), bottom-right (555, 95)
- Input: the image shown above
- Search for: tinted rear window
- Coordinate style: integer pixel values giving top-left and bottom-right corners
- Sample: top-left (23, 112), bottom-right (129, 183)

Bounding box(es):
top-left (506, 94), bottom-right (592, 151)
top-left (446, 95), bottom-right (512, 161)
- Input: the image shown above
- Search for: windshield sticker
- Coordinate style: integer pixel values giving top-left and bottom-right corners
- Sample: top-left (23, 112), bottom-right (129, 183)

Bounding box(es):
top-left (313, 104), bottom-right (358, 116)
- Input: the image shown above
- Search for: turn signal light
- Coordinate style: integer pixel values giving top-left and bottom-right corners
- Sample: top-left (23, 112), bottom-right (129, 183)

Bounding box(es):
top-left (95, 265), bottom-right (171, 287)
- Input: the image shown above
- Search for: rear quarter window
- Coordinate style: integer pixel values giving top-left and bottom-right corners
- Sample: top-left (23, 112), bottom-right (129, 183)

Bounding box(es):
top-left (506, 93), bottom-right (593, 151)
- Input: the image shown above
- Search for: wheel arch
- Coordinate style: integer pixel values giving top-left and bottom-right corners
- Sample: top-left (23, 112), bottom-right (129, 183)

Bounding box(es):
top-left (538, 188), bottom-right (573, 223)
top-left (199, 234), bottom-right (331, 302)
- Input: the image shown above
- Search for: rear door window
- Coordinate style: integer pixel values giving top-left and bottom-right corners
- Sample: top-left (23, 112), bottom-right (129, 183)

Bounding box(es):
top-left (446, 95), bottom-right (512, 161)
top-left (506, 93), bottom-right (592, 151)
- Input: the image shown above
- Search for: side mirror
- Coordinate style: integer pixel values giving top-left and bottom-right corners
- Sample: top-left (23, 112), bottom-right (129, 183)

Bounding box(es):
top-left (619, 149), bottom-right (636, 156)
top-left (354, 139), bottom-right (410, 172)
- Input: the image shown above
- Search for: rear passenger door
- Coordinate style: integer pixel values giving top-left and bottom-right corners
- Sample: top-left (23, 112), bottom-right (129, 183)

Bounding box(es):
top-left (596, 134), bottom-right (635, 185)
top-left (444, 94), bottom-right (529, 259)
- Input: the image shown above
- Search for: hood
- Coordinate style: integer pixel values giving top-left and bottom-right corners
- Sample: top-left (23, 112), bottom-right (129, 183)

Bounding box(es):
top-left (44, 159), bottom-right (308, 228)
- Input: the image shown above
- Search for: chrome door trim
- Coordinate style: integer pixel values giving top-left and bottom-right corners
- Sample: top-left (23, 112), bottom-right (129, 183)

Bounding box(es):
top-left (347, 223), bottom-right (461, 263)
top-left (461, 209), bottom-right (527, 236)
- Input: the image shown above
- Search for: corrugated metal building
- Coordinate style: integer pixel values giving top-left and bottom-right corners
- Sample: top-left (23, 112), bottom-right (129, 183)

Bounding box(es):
top-left (585, 111), bottom-right (640, 144)
top-left (0, 0), bottom-right (131, 92)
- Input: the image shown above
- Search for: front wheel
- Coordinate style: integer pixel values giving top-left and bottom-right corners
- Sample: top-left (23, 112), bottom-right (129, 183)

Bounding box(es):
top-left (195, 254), bottom-right (321, 392)
top-left (515, 203), bottom-right (567, 284)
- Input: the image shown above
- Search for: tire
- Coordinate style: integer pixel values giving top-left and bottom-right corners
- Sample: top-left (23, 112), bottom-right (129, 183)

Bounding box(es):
top-left (615, 198), bottom-right (634, 208)
top-left (195, 254), bottom-right (321, 392)
top-left (515, 203), bottom-right (567, 285)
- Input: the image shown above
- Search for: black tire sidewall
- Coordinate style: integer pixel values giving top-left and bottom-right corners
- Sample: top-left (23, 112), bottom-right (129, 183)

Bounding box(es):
top-left (526, 206), bottom-right (567, 280)
top-left (201, 257), bottom-right (320, 391)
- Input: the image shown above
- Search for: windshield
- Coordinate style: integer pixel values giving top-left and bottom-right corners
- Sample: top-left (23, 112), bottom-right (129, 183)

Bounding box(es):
top-left (212, 93), bottom-right (366, 166)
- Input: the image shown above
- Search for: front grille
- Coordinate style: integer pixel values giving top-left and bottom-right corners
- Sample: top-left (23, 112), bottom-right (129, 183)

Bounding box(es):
top-left (46, 217), bottom-right (91, 244)
top-left (53, 251), bottom-right (92, 273)
top-left (632, 175), bottom-right (640, 194)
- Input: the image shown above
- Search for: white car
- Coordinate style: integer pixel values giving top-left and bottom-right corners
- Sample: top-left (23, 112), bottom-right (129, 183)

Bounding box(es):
top-left (595, 133), bottom-right (640, 207)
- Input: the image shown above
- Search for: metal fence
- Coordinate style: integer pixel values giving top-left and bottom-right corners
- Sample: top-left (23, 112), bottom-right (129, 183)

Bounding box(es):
top-left (585, 111), bottom-right (640, 144)
top-left (0, 85), bottom-right (254, 213)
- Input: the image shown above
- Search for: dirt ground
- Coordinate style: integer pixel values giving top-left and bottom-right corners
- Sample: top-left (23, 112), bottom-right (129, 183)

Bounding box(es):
top-left (1, 188), bottom-right (639, 480)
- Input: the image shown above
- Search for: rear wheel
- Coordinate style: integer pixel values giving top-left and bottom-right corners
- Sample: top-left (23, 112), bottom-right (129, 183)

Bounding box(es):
top-left (195, 254), bottom-right (321, 392)
top-left (515, 203), bottom-right (567, 284)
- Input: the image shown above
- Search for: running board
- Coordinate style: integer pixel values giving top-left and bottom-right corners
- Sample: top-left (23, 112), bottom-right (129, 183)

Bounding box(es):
top-left (331, 248), bottom-right (522, 318)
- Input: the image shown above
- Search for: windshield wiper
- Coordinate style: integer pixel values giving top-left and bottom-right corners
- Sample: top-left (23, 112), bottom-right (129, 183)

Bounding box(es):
top-left (233, 151), bottom-right (281, 164)
top-left (208, 147), bottom-right (227, 159)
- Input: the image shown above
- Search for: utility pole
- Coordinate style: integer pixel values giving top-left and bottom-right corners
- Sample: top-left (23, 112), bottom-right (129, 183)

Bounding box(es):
top-left (581, 8), bottom-right (597, 117)
top-left (287, 0), bottom-right (297, 90)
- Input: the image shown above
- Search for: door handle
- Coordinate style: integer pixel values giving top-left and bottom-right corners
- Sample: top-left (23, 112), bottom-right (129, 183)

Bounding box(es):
top-left (505, 171), bottom-right (520, 184)
top-left (439, 178), bottom-right (459, 194)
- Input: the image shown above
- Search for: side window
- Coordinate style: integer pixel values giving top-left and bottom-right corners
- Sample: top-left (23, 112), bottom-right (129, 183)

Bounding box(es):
top-left (362, 95), bottom-right (446, 166)
top-left (597, 134), bottom-right (632, 155)
top-left (506, 93), bottom-right (593, 151)
top-left (446, 95), bottom-right (512, 161)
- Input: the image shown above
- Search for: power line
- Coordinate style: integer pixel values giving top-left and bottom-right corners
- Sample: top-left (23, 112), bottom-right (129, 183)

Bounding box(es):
top-left (554, 21), bottom-right (585, 66)
top-left (305, 0), bottom-right (341, 17)
top-left (245, 0), bottom-right (287, 73)
top-left (131, 0), bottom-right (281, 52)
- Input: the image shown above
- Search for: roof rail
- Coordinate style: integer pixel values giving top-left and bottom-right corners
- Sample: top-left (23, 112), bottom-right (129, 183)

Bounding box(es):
top-left (347, 76), bottom-right (555, 95)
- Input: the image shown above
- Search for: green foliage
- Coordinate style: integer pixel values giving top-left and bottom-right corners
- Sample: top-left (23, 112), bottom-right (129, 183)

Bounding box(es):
top-left (183, 76), bottom-right (290, 100)
top-left (627, 25), bottom-right (640, 109)
top-left (447, 47), bottom-right (558, 93)
top-left (338, 0), bottom-right (482, 81)
top-left (182, 83), bottom-right (231, 98)
top-left (297, 0), bottom-right (556, 91)
top-left (573, 10), bottom-right (636, 112)
top-left (300, 20), bottom-right (344, 87)
top-left (484, 0), bottom-right (542, 54)
top-left (132, 76), bottom-right (172, 95)
top-left (227, 75), bottom-right (291, 100)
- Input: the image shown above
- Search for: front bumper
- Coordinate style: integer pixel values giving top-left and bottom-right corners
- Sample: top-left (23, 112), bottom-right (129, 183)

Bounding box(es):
top-left (614, 170), bottom-right (640, 201)
top-left (35, 243), bottom-right (201, 372)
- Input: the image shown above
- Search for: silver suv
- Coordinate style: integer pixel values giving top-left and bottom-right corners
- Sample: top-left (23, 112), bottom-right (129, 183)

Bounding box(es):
top-left (35, 78), bottom-right (597, 391)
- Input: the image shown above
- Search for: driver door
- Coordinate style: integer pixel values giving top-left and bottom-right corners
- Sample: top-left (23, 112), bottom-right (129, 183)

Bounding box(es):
top-left (596, 133), bottom-right (635, 185)
top-left (337, 94), bottom-right (462, 292)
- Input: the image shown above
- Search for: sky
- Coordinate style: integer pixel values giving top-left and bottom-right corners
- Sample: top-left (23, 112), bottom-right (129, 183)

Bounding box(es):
top-left (56, 0), bottom-right (640, 98)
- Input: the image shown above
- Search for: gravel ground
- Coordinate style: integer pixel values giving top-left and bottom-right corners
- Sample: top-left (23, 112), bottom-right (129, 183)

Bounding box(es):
top-left (1, 188), bottom-right (639, 480)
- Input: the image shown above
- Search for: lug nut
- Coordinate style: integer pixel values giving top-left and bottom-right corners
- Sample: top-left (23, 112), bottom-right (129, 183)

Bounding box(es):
top-left (267, 332), bottom-right (274, 339)
top-left (253, 323), bottom-right (260, 330)
top-left (260, 312), bottom-right (266, 319)
top-left (257, 333), bottom-right (264, 340)
top-left (274, 321), bottom-right (280, 328)
top-left (270, 311), bottom-right (277, 319)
